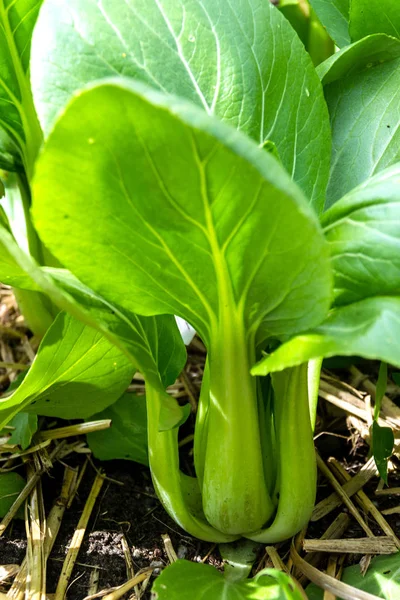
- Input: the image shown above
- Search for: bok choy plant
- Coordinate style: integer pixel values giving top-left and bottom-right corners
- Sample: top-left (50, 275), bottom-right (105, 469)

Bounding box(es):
top-left (1, 0), bottom-right (400, 561)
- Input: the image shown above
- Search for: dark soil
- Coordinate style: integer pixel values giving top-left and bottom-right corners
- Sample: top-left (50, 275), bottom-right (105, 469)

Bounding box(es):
top-left (2, 431), bottom-right (399, 599)
top-left (0, 457), bottom-right (222, 599)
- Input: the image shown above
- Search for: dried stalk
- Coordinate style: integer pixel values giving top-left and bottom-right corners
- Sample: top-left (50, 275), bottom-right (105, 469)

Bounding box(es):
top-left (312, 457), bottom-right (377, 521)
top-left (303, 537), bottom-right (397, 555)
top-left (54, 472), bottom-right (105, 600)
top-left (329, 458), bottom-right (400, 549)
top-left (161, 533), bottom-right (177, 564)
top-left (315, 454), bottom-right (374, 537)
top-left (291, 544), bottom-right (382, 600)
top-left (38, 421), bottom-right (111, 441)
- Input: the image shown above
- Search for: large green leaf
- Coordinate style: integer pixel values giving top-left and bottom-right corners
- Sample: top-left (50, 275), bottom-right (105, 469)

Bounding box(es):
top-left (86, 392), bottom-right (148, 465)
top-left (0, 0), bottom-right (43, 172)
top-left (0, 311), bottom-right (135, 425)
top-left (306, 552), bottom-right (400, 600)
top-left (317, 34), bottom-right (400, 85)
top-left (30, 0), bottom-right (330, 209)
top-left (325, 57), bottom-right (400, 206)
top-left (32, 80), bottom-right (332, 345)
top-left (152, 560), bottom-right (304, 599)
top-left (349, 1), bottom-right (400, 43)
top-left (309, 0), bottom-right (350, 47)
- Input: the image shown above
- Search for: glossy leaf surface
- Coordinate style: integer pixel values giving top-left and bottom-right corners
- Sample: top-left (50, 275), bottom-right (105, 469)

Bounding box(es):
top-left (31, 0), bottom-right (330, 208)
top-left (317, 34), bottom-right (400, 85)
top-left (253, 168), bottom-right (400, 375)
top-left (349, 1), bottom-right (400, 42)
top-left (0, 311), bottom-right (135, 425)
top-left (32, 80), bottom-right (332, 346)
top-left (325, 58), bottom-right (400, 206)
top-left (322, 165), bottom-right (400, 306)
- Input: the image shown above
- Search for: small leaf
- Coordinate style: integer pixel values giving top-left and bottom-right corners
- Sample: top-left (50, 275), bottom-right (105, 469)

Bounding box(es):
top-left (371, 421), bottom-right (394, 484)
top-left (220, 539), bottom-right (261, 582)
top-left (7, 413), bottom-right (38, 450)
top-left (317, 34), bottom-right (400, 85)
top-left (0, 473), bottom-right (25, 519)
top-left (306, 552), bottom-right (400, 599)
top-left (86, 393), bottom-right (148, 466)
top-left (151, 560), bottom-right (304, 599)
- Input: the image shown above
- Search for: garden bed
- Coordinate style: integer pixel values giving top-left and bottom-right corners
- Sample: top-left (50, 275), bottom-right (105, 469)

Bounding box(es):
top-left (1, 287), bottom-right (400, 599)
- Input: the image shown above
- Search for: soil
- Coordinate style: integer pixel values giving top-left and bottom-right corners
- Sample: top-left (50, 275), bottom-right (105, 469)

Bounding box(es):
top-left (1, 429), bottom-right (399, 599)
top-left (0, 456), bottom-right (224, 598)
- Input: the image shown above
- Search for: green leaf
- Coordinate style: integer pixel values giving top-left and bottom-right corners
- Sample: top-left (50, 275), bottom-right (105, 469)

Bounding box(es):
top-left (0, 0), bottom-right (43, 173)
top-left (349, 1), bottom-right (400, 43)
top-left (45, 268), bottom-right (187, 393)
top-left (152, 560), bottom-right (304, 599)
top-left (393, 372), bottom-right (400, 386)
top-left (371, 421), bottom-right (394, 484)
top-left (0, 172), bottom-right (56, 336)
top-left (321, 165), bottom-right (400, 306)
top-left (220, 539), bottom-right (261, 582)
top-left (317, 33), bottom-right (400, 85)
top-left (86, 392), bottom-right (148, 466)
top-left (32, 80), bottom-right (332, 345)
top-left (30, 0), bottom-right (330, 209)
top-left (306, 552), bottom-right (400, 600)
top-left (252, 297), bottom-right (400, 376)
top-left (8, 412), bottom-right (37, 449)
top-left (0, 472), bottom-right (25, 519)
top-left (309, 0), bottom-right (350, 47)
top-left (0, 311), bottom-right (135, 426)
top-left (254, 164), bottom-right (400, 376)
top-left (252, 166), bottom-right (400, 373)
top-left (0, 194), bottom-right (41, 289)
top-left (0, 227), bottom-right (188, 430)
top-left (324, 57), bottom-right (400, 206)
